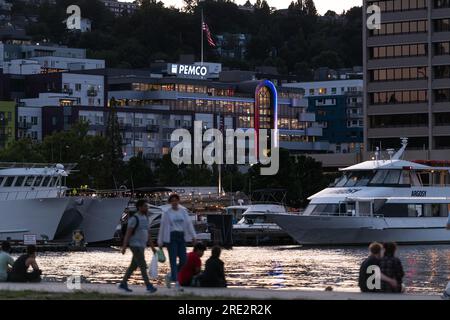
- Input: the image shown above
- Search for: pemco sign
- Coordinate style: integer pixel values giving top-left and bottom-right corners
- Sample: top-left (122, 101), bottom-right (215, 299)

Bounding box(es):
top-left (169, 64), bottom-right (209, 78)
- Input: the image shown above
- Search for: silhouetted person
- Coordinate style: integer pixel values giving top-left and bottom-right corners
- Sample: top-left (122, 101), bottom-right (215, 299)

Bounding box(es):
top-left (380, 242), bottom-right (405, 293)
top-left (359, 242), bottom-right (397, 292)
top-left (0, 241), bottom-right (14, 282)
top-left (8, 245), bottom-right (42, 283)
top-left (200, 246), bottom-right (227, 288)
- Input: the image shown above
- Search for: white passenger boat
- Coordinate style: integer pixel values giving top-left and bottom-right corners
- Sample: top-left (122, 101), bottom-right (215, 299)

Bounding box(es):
top-left (0, 163), bottom-right (129, 243)
top-left (268, 139), bottom-right (450, 245)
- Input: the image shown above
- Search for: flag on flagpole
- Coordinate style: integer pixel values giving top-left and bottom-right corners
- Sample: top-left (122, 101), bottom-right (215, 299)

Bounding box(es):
top-left (202, 22), bottom-right (216, 47)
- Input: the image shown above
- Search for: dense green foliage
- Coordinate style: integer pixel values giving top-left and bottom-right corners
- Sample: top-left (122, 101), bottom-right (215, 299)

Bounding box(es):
top-left (13, 0), bottom-right (362, 77)
top-left (0, 126), bottom-right (329, 207)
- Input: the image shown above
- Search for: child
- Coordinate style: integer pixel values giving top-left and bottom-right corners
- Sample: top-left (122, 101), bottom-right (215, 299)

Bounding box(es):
top-left (178, 243), bottom-right (206, 287)
top-left (200, 246), bottom-right (227, 288)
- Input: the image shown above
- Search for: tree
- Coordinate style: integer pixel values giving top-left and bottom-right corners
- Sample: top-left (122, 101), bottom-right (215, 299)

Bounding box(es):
top-left (125, 156), bottom-right (154, 189)
top-left (104, 100), bottom-right (125, 189)
top-left (0, 139), bottom-right (45, 163)
top-left (155, 154), bottom-right (181, 186)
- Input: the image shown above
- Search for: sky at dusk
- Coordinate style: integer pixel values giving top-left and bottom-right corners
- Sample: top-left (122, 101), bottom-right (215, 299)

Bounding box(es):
top-left (123, 0), bottom-right (362, 15)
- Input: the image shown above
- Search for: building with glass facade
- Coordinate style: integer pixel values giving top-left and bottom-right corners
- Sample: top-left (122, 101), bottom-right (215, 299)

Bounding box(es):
top-left (364, 0), bottom-right (450, 159)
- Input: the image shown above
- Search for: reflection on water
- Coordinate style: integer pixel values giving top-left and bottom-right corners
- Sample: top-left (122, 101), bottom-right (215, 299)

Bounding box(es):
top-left (18, 245), bottom-right (450, 294)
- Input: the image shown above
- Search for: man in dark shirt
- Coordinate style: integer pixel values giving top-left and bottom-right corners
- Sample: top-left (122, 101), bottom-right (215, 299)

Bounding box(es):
top-left (359, 242), bottom-right (397, 292)
top-left (380, 242), bottom-right (405, 293)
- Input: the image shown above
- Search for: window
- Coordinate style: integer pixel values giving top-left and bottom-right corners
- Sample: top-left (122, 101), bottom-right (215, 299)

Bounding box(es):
top-left (24, 176), bottom-right (35, 187)
top-left (368, 0), bottom-right (427, 12)
top-left (434, 19), bottom-right (450, 32)
top-left (371, 20), bottom-right (428, 36)
top-left (371, 90), bottom-right (428, 104)
top-left (34, 176), bottom-right (43, 187)
top-left (371, 44), bottom-right (427, 59)
top-left (371, 67), bottom-right (427, 81)
top-left (3, 177), bottom-right (15, 187)
top-left (434, 89), bottom-right (450, 102)
top-left (14, 176), bottom-right (25, 187)
top-left (434, 42), bottom-right (450, 55)
top-left (42, 176), bottom-right (51, 187)
top-left (75, 83), bottom-right (82, 91)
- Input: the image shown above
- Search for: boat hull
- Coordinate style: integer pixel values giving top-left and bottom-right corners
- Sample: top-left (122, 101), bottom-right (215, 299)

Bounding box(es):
top-left (268, 214), bottom-right (450, 245)
top-left (76, 197), bottom-right (129, 243)
top-left (0, 198), bottom-right (72, 241)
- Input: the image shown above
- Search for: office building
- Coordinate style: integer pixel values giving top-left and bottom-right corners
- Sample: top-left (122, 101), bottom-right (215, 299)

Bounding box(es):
top-left (364, 0), bottom-right (450, 159)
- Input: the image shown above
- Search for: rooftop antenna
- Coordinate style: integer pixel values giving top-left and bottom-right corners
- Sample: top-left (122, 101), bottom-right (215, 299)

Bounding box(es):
top-left (392, 137), bottom-right (409, 160)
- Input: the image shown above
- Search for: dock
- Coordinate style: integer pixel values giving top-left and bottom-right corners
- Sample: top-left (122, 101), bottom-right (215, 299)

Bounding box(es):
top-left (0, 283), bottom-right (443, 300)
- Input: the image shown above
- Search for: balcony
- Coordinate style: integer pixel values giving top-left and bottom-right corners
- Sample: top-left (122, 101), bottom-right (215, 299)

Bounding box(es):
top-left (146, 124), bottom-right (160, 133)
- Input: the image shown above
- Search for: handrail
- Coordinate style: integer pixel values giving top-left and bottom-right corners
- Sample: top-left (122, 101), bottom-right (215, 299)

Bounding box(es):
top-left (0, 162), bottom-right (78, 170)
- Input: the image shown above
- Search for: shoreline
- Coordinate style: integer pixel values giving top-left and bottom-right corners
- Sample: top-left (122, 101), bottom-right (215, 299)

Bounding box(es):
top-left (0, 283), bottom-right (443, 300)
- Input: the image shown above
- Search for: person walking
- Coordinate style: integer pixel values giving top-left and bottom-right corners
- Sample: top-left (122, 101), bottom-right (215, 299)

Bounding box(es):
top-left (119, 199), bottom-right (157, 293)
top-left (0, 241), bottom-right (14, 282)
top-left (379, 242), bottom-right (405, 293)
top-left (8, 245), bottom-right (42, 283)
top-left (158, 193), bottom-right (197, 289)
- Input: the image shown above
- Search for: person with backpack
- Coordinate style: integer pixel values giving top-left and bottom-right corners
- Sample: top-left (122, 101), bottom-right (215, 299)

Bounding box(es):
top-left (158, 193), bottom-right (197, 289)
top-left (119, 199), bottom-right (157, 293)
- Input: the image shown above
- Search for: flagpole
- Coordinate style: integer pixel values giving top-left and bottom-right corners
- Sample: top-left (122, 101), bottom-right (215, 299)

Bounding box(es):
top-left (201, 7), bottom-right (204, 65)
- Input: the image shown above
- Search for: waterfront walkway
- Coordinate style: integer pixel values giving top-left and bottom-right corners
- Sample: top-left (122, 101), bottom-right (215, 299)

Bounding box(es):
top-left (0, 282), bottom-right (442, 300)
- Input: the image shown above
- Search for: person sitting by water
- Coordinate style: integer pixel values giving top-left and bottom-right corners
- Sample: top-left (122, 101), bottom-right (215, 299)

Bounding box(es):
top-left (379, 242), bottom-right (405, 293)
top-left (0, 241), bottom-right (14, 282)
top-left (8, 245), bottom-right (42, 283)
top-left (178, 243), bottom-right (207, 287)
top-left (358, 242), bottom-right (397, 293)
top-left (199, 246), bottom-right (227, 288)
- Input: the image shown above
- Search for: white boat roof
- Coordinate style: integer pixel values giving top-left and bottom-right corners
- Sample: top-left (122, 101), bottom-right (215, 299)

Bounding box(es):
top-left (225, 205), bottom-right (250, 210)
top-left (244, 204), bottom-right (286, 214)
top-left (340, 159), bottom-right (434, 172)
top-left (0, 167), bottom-right (70, 177)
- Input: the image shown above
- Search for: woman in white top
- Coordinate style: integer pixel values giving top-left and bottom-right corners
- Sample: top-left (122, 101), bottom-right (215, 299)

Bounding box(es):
top-left (158, 194), bottom-right (196, 288)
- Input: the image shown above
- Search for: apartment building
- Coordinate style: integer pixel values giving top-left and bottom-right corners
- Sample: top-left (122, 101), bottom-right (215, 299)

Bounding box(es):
top-left (364, 0), bottom-right (450, 159)
top-left (283, 79), bottom-right (364, 154)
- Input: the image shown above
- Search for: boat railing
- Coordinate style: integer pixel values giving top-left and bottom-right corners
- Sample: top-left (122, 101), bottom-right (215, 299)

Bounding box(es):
top-left (0, 189), bottom-right (64, 201)
top-left (0, 162), bottom-right (78, 171)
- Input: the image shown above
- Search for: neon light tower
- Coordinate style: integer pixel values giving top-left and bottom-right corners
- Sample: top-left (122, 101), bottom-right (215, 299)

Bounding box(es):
top-left (254, 80), bottom-right (279, 159)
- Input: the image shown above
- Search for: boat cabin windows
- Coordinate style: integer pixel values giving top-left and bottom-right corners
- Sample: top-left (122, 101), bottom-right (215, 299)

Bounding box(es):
top-left (14, 176), bottom-right (25, 187)
top-left (376, 203), bottom-right (449, 217)
top-left (3, 177), bottom-right (14, 187)
top-left (335, 169), bottom-right (416, 187)
top-left (42, 176), bottom-right (51, 187)
top-left (0, 175), bottom-right (61, 188)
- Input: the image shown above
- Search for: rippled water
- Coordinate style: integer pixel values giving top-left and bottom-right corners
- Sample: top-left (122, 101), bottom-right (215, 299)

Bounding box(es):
top-left (16, 245), bottom-right (450, 294)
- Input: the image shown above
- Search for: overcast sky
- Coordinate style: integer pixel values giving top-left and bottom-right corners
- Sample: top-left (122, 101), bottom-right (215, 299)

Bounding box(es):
top-left (123, 0), bottom-right (362, 15)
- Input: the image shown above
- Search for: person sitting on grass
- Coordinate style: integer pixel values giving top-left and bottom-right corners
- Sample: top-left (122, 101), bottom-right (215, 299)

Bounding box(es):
top-left (0, 241), bottom-right (14, 282)
top-left (8, 245), bottom-right (42, 283)
top-left (200, 246), bottom-right (227, 288)
top-left (178, 243), bottom-right (207, 287)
